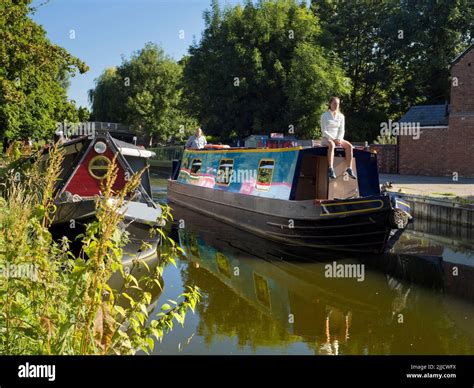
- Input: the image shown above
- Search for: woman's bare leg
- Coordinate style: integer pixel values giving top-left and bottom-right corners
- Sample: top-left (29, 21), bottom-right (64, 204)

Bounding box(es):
top-left (340, 139), bottom-right (353, 169)
top-left (327, 139), bottom-right (335, 169)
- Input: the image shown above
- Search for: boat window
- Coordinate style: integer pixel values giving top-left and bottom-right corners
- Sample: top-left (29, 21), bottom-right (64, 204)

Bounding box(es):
top-left (256, 159), bottom-right (275, 191)
top-left (190, 159), bottom-right (202, 175)
top-left (216, 158), bottom-right (234, 186)
top-left (88, 155), bottom-right (111, 180)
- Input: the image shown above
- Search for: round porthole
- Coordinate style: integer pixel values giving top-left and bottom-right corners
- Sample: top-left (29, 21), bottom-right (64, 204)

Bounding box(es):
top-left (88, 155), bottom-right (111, 179)
top-left (94, 141), bottom-right (107, 154)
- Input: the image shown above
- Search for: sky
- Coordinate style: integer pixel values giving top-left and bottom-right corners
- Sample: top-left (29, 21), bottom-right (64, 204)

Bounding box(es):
top-left (31, 0), bottom-right (242, 109)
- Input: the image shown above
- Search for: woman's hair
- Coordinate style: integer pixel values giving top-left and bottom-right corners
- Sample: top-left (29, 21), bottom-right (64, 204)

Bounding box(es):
top-left (328, 96), bottom-right (340, 110)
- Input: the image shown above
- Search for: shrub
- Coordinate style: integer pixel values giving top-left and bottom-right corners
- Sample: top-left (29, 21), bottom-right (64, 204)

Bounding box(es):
top-left (0, 143), bottom-right (200, 355)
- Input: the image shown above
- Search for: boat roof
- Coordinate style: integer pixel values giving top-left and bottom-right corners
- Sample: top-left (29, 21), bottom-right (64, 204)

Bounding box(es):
top-left (185, 145), bottom-right (374, 154)
top-left (54, 131), bottom-right (156, 207)
top-left (60, 134), bottom-right (155, 158)
top-left (111, 138), bottom-right (155, 158)
top-left (186, 146), bottom-right (302, 154)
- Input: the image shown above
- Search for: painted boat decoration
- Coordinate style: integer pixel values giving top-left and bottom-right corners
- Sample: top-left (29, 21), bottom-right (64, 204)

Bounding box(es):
top-left (43, 130), bottom-right (162, 242)
top-left (168, 143), bottom-right (412, 254)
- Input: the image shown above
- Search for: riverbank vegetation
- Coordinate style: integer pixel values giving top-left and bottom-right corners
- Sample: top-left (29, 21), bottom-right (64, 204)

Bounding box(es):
top-left (0, 146), bottom-right (200, 355)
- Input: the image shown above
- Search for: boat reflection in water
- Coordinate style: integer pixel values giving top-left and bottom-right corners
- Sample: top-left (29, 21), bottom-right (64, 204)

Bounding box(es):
top-left (108, 224), bottom-right (163, 314)
top-left (170, 204), bottom-right (474, 355)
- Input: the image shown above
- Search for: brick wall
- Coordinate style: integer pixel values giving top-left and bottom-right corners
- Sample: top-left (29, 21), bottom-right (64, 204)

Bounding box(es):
top-left (447, 46), bottom-right (474, 177)
top-left (369, 144), bottom-right (397, 174)
top-left (446, 116), bottom-right (474, 177)
top-left (450, 47), bottom-right (474, 114)
top-left (398, 127), bottom-right (450, 175)
top-left (398, 45), bottom-right (474, 177)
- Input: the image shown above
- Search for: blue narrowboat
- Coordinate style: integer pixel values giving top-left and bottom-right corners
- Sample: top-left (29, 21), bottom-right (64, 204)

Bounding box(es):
top-left (167, 144), bottom-right (412, 253)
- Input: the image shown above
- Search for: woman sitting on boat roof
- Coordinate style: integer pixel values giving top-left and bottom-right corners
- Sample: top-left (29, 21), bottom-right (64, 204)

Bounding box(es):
top-left (185, 127), bottom-right (207, 149)
top-left (320, 97), bottom-right (357, 181)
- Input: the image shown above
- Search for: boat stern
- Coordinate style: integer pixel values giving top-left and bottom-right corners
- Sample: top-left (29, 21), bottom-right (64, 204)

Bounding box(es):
top-left (389, 194), bottom-right (413, 229)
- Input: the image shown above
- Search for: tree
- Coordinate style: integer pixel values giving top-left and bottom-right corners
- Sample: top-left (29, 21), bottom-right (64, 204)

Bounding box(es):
top-left (182, 0), bottom-right (350, 141)
top-left (89, 43), bottom-right (197, 143)
top-left (390, 0), bottom-right (473, 106)
top-left (312, 0), bottom-right (474, 142)
top-left (88, 68), bottom-right (126, 123)
top-left (0, 0), bottom-right (88, 141)
top-left (77, 106), bottom-right (90, 122)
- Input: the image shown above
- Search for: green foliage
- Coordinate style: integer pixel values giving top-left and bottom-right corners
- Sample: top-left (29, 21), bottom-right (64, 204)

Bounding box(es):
top-left (77, 106), bottom-right (90, 122)
top-left (88, 68), bottom-right (126, 123)
top-left (182, 0), bottom-right (350, 140)
top-left (0, 145), bottom-right (200, 354)
top-left (89, 43), bottom-right (198, 143)
top-left (391, 0), bottom-right (473, 106)
top-left (5, 0), bottom-right (470, 146)
top-left (0, 0), bottom-right (89, 141)
top-left (312, 0), bottom-right (474, 142)
top-left (374, 134), bottom-right (397, 145)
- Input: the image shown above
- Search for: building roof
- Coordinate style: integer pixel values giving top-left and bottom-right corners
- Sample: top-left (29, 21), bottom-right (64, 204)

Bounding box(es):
top-left (451, 42), bottom-right (474, 67)
top-left (398, 104), bottom-right (449, 126)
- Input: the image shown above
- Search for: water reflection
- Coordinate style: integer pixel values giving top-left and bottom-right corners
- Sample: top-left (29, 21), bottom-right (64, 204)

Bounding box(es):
top-left (109, 222), bottom-right (163, 314)
top-left (170, 204), bottom-right (474, 355)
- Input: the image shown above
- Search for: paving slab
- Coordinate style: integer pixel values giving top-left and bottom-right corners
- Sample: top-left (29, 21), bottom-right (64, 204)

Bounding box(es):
top-left (379, 174), bottom-right (474, 200)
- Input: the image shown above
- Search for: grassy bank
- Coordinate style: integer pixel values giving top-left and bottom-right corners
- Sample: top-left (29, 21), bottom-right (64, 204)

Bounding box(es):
top-left (0, 144), bottom-right (200, 355)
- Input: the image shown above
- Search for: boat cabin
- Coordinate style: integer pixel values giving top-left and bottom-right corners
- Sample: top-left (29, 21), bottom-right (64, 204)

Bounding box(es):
top-left (174, 145), bottom-right (380, 201)
top-left (49, 132), bottom-right (155, 202)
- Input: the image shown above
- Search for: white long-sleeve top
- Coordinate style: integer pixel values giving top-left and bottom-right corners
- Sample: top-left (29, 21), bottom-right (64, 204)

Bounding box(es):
top-left (320, 110), bottom-right (345, 140)
top-left (185, 134), bottom-right (207, 149)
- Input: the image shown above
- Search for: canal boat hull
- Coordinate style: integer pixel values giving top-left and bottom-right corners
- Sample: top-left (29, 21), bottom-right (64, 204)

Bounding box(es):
top-left (167, 143), bottom-right (411, 254)
top-left (168, 180), bottom-right (395, 253)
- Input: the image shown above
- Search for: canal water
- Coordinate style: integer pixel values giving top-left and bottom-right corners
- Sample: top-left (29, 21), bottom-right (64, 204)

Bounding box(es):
top-left (145, 176), bottom-right (474, 355)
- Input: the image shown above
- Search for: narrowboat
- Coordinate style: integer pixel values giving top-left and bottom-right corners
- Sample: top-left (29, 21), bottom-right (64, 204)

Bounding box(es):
top-left (167, 143), bottom-right (412, 254)
top-left (45, 130), bottom-right (162, 242)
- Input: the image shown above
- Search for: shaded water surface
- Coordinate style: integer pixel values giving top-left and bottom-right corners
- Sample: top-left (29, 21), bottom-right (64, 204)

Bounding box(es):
top-left (146, 176), bottom-right (474, 355)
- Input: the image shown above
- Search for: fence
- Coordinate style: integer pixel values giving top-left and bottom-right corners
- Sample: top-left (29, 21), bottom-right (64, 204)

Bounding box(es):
top-left (149, 145), bottom-right (184, 161)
